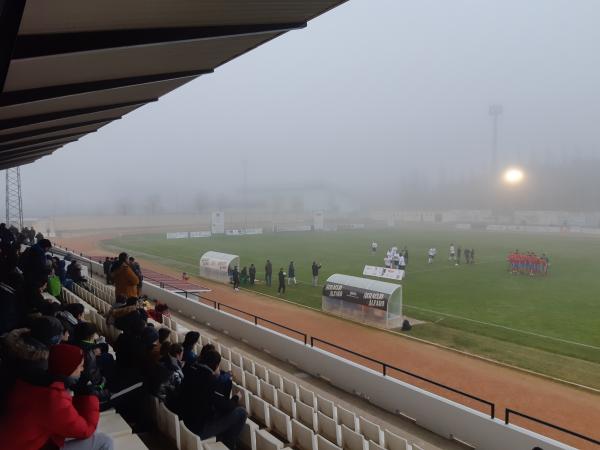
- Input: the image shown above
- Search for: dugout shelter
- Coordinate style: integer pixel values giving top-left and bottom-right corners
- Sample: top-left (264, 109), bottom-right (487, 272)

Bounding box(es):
top-left (199, 250), bottom-right (240, 284)
top-left (322, 273), bottom-right (403, 329)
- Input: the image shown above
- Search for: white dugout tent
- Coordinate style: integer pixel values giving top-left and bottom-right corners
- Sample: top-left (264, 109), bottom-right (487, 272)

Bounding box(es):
top-left (199, 251), bottom-right (239, 284)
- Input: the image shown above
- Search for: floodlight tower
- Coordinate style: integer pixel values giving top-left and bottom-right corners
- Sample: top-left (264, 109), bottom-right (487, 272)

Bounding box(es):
top-left (5, 167), bottom-right (24, 229)
top-left (489, 104), bottom-right (503, 174)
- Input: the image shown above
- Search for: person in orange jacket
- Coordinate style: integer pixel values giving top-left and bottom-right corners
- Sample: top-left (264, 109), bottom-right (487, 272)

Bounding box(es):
top-left (0, 343), bottom-right (113, 450)
top-left (110, 252), bottom-right (139, 299)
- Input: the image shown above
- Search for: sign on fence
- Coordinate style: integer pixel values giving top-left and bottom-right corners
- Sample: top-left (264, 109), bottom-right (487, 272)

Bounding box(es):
top-left (166, 232), bottom-right (189, 239)
top-left (363, 265), bottom-right (404, 281)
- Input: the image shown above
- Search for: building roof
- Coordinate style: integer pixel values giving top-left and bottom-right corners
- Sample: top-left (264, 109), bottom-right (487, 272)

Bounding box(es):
top-left (0, 0), bottom-right (348, 169)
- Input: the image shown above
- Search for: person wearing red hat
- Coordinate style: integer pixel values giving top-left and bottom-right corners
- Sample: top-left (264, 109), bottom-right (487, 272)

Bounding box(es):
top-left (0, 343), bottom-right (114, 450)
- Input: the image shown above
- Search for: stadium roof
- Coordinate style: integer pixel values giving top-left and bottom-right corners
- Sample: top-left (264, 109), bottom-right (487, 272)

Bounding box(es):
top-left (0, 0), bottom-right (348, 169)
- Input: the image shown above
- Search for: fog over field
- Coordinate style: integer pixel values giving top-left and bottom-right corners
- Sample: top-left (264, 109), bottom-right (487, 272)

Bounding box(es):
top-left (14, 0), bottom-right (600, 216)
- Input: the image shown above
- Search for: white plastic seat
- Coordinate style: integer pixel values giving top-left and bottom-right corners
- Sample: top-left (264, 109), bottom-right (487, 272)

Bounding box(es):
top-left (299, 385), bottom-right (316, 408)
top-left (368, 441), bottom-right (385, 450)
top-left (200, 334), bottom-right (212, 347)
top-left (296, 400), bottom-right (316, 431)
top-left (282, 378), bottom-right (298, 400)
top-left (292, 419), bottom-right (316, 450)
top-left (254, 363), bottom-right (268, 382)
top-left (231, 364), bottom-right (245, 386)
top-left (245, 371), bottom-right (260, 396)
top-left (358, 417), bottom-right (382, 446)
top-left (230, 351), bottom-right (242, 367)
top-left (242, 356), bottom-right (255, 374)
top-left (268, 370), bottom-right (283, 389)
top-left (112, 433), bottom-right (149, 450)
top-left (268, 405), bottom-right (292, 443)
top-left (180, 420), bottom-right (202, 450)
top-left (341, 425), bottom-right (366, 450)
top-left (234, 384), bottom-right (250, 410)
top-left (276, 389), bottom-right (296, 418)
top-left (203, 443), bottom-right (229, 450)
top-left (411, 446), bottom-right (424, 450)
top-left (162, 403), bottom-right (181, 449)
top-left (249, 394), bottom-right (269, 427)
top-left (316, 412), bottom-right (341, 447)
top-left (260, 379), bottom-right (277, 406)
top-left (98, 413), bottom-right (132, 438)
top-left (316, 395), bottom-right (337, 421)
top-left (255, 429), bottom-right (285, 450)
top-left (219, 358), bottom-right (232, 373)
top-left (220, 345), bottom-right (231, 361)
top-left (383, 430), bottom-right (408, 450)
top-left (317, 435), bottom-right (343, 450)
top-left (240, 419), bottom-right (260, 450)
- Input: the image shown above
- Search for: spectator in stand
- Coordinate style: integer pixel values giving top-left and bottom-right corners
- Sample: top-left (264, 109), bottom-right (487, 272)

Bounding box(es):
top-left (102, 257), bottom-right (112, 284)
top-left (248, 264), bottom-right (256, 286)
top-left (128, 257), bottom-right (143, 295)
top-left (0, 343), bottom-right (114, 450)
top-left (72, 322), bottom-right (111, 407)
top-left (231, 266), bottom-right (240, 291)
top-left (311, 261), bottom-right (322, 287)
top-left (265, 259), bottom-right (272, 287)
top-left (18, 238), bottom-right (52, 287)
top-left (199, 344), bottom-right (232, 398)
top-left (182, 331), bottom-right (200, 365)
top-left (158, 328), bottom-right (172, 357)
top-left (56, 303), bottom-right (85, 343)
top-left (35, 231), bottom-right (44, 243)
top-left (112, 317), bottom-right (146, 390)
top-left (288, 261), bottom-right (296, 285)
top-left (277, 268), bottom-right (286, 295)
top-left (0, 223), bottom-right (15, 248)
top-left (67, 260), bottom-right (87, 284)
top-left (23, 275), bottom-right (59, 317)
top-left (180, 349), bottom-right (247, 449)
top-left (156, 343), bottom-right (184, 407)
top-left (110, 253), bottom-right (139, 300)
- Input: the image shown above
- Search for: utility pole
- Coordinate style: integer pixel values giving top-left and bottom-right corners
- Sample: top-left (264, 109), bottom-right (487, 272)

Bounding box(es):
top-left (242, 159), bottom-right (248, 232)
top-left (5, 167), bottom-right (24, 229)
top-left (489, 104), bottom-right (503, 174)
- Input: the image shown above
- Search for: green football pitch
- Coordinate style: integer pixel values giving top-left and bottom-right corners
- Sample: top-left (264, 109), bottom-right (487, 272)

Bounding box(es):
top-left (103, 227), bottom-right (600, 388)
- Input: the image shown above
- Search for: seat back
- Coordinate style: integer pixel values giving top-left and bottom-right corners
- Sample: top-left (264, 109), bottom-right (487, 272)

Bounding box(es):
top-left (317, 435), bottom-right (343, 450)
top-left (256, 429), bottom-right (285, 450)
top-left (341, 424), bottom-right (366, 450)
top-left (316, 411), bottom-right (340, 447)
top-left (358, 417), bottom-right (382, 445)
top-left (268, 404), bottom-right (292, 443)
top-left (383, 430), bottom-right (408, 450)
top-left (291, 419), bottom-right (316, 450)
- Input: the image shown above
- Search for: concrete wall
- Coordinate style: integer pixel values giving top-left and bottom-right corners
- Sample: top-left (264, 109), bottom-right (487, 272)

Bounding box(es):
top-left (76, 253), bottom-right (575, 450)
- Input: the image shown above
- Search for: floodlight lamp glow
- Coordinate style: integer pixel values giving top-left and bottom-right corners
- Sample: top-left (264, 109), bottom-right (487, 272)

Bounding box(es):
top-left (503, 168), bottom-right (524, 185)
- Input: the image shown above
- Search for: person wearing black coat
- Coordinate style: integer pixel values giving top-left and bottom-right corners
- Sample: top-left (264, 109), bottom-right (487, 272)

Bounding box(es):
top-left (180, 350), bottom-right (246, 449)
top-left (231, 266), bottom-right (240, 291)
top-left (18, 239), bottom-right (52, 287)
top-left (248, 264), bottom-right (256, 286)
top-left (277, 268), bottom-right (286, 295)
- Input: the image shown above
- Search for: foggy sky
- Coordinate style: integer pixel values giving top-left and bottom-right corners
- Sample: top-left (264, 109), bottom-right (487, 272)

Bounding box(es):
top-left (14, 0), bottom-right (600, 216)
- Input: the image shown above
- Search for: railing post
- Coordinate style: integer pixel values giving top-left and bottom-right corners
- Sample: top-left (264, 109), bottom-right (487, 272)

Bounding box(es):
top-left (505, 409), bottom-right (510, 424)
top-left (310, 336), bottom-right (314, 347)
top-left (491, 404), bottom-right (495, 419)
top-left (254, 316), bottom-right (258, 325)
top-left (383, 364), bottom-right (387, 376)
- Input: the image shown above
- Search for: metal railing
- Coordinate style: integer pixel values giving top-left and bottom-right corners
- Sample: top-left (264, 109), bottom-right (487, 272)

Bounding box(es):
top-left (505, 408), bottom-right (600, 446)
top-left (311, 336), bottom-right (496, 419)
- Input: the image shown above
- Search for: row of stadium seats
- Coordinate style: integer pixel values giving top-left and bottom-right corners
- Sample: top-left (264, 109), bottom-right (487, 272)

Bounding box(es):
top-left (72, 273), bottom-right (427, 450)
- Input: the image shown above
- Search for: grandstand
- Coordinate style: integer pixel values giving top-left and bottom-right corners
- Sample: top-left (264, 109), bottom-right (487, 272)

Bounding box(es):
top-left (1, 1), bottom-right (598, 450)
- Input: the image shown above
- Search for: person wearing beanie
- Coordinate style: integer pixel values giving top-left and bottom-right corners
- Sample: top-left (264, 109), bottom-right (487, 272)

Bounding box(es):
top-left (0, 344), bottom-right (114, 450)
top-left (72, 322), bottom-right (107, 398)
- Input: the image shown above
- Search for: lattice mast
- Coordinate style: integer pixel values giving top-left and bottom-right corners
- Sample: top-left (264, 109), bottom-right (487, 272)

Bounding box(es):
top-left (5, 167), bottom-right (23, 229)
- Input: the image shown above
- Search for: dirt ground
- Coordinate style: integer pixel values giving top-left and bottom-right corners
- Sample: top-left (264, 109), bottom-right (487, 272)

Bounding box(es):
top-left (57, 234), bottom-right (600, 449)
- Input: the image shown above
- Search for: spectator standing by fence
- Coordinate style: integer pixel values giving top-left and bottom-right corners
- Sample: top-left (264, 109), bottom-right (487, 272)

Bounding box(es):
top-left (128, 257), bottom-right (143, 295)
top-left (111, 253), bottom-right (139, 299)
top-left (103, 257), bottom-right (112, 284)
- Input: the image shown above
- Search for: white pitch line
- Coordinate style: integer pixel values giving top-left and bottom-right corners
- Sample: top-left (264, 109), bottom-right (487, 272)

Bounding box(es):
top-left (404, 304), bottom-right (600, 350)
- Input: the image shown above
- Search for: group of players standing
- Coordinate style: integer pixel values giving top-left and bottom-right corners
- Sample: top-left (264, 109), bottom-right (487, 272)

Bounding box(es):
top-left (448, 244), bottom-right (475, 266)
top-left (507, 250), bottom-right (549, 276)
